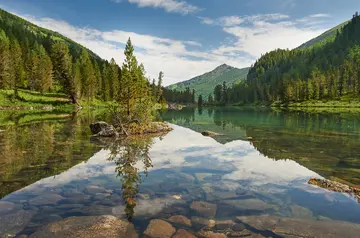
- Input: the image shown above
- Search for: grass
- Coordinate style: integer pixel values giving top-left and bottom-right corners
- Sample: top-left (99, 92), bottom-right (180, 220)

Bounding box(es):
top-left (0, 89), bottom-right (74, 110)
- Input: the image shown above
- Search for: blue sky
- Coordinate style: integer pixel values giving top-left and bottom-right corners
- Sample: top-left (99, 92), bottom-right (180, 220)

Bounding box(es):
top-left (0, 0), bottom-right (359, 85)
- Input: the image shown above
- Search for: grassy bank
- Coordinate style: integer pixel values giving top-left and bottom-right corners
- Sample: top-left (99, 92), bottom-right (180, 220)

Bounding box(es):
top-left (0, 89), bottom-right (73, 110)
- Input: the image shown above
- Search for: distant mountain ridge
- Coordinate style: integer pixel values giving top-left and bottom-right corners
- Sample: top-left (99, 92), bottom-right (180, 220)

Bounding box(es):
top-left (298, 21), bottom-right (349, 49)
top-left (167, 64), bottom-right (249, 98)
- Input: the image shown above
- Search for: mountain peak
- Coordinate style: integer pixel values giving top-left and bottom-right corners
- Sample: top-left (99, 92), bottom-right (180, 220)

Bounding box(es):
top-left (215, 64), bottom-right (233, 70)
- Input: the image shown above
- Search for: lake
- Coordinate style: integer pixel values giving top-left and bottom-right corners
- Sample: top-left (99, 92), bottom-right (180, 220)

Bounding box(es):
top-left (0, 107), bottom-right (360, 237)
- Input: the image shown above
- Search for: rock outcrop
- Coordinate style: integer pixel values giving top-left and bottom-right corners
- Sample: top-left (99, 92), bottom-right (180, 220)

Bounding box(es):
top-left (90, 121), bottom-right (172, 137)
top-left (90, 121), bottom-right (119, 137)
top-left (308, 178), bottom-right (360, 202)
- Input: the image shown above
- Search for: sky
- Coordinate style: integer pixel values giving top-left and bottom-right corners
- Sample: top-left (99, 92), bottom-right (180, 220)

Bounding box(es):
top-left (0, 0), bottom-right (359, 85)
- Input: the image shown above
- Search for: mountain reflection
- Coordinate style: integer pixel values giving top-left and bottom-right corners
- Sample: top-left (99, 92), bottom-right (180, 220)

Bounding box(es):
top-left (161, 107), bottom-right (360, 185)
top-left (105, 136), bottom-right (153, 221)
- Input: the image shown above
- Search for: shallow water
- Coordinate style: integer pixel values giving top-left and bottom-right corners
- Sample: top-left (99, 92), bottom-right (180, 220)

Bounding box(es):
top-left (0, 108), bottom-right (360, 237)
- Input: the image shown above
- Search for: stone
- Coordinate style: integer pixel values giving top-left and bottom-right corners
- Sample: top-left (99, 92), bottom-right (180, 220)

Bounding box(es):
top-left (232, 223), bottom-right (246, 232)
top-left (0, 209), bottom-right (36, 237)
top-left (274, 218), bottom-right (360, 238)
top-left (222, 199), bottom-right (274, 211)
top-left (138, 194), bottom-right (150, 200)
top-left (237, 215), bottom-right (360, 238)
top-left (190, 201), bottom-right (217, 218)
top-left (197, 229), bottom-right (227, 238)
top-left (229, 229), bottom-right (252, 237)
top-left (84, 186), bottom-right (106, 195)
top-left (236, 215), bottom-right (279, 231)
top-left (201, 131), bottom-right (218, 137)
top-left (289, 204), bottom-right (314, 220)
top-left (29, 215), bottom-right (138, 238)
top-left (191, 217), bottom-right (215, 228)
top-left (143, 219), bottom-right (176, 238)
top-left (29, 194), bottom-right (64, 206)
top-left (168, 215), bottom-right (192, 227)
top-left (90, 121), bottom-right (118, 137)
top-left (57, 204), bottom-right (84, 210)
top-left (172, 229), bottom-right (196, 238)
top-left (215, 220), bottom-right (236, 230)
top-left (0, 201), bottom-right (17, 215)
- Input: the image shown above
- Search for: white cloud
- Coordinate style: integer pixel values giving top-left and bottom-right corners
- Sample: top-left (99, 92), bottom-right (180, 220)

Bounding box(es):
top-left (15, 11), bottom-right (330, 86)
top-left (202, 13), bottom-right (328, 58)
top-left (17, 13), bottom-right (252, 86)
top-left (114, 0), bottom-right (200, 15)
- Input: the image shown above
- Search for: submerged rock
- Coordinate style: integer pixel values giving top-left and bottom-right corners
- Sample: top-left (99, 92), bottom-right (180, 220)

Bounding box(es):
top-left (190, 201), bottom-right (217, 218)
top-left (197, 229), bottom-right (227, 238)
top-left (191, 217), bottom-right (216, 228)
top-left (29, 215), bottom-right (138, 238)
top-left (201, 131), bottom-right (218, 137)
top-left (143, 219), bottom-right (176, 238)
top-left (0, 209), bottom-right (36, 237)
top-left (90, 121), bottom-right (119, 137)
top-left (0, 201), bottom-right (17, 215)
top-left (237, 215), bottom-right (360, 238)
top-left (29, 194), bottom-right (64, 206)
top-left (172, 229), bottom-right (196, 238)
top-left (168, 215), bottom-right (192, 227)
top-left (221, 199), bottom-right (274, 211)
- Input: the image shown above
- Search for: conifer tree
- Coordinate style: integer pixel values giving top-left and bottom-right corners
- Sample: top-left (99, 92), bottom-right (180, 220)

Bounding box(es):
top-left (0, 30), bottom-right (11, 89)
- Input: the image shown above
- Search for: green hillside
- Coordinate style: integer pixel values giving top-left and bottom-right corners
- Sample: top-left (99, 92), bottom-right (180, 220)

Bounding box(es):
top-left (167, 64), bottom-right (249, 98)
top-left (0, 8), bottom-right (120, 106)
top-left (221, 13), bottom-right (360, 106)
top-left (298, 21), bottom-right (349, 49)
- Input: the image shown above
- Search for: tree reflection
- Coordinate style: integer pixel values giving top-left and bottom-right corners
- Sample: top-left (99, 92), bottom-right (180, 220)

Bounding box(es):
top-left (106, 136), bottom-right (153, 221)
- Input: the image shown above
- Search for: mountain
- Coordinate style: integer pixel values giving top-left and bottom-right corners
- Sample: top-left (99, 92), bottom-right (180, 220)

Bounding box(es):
top-left (223, 13), bottom-right (360, 105)
top-left (167, 64), bottom-right (249, 98)
top-left (298, 21), bottom-right (349, 49)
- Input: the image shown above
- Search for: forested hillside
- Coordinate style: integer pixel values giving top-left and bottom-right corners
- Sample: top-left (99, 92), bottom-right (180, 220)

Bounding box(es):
top-left (0, 8), bottom-right (164, 107)
top-left (297, 21), bottom-right (348, 49)
top-left (220, 12), bottom-right (360, 105)
top-left (167, 64), bottom-right (249, 98)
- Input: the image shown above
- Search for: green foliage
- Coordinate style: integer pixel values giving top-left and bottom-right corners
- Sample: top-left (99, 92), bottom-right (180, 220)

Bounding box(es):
top-left (167, 64), bottom-right (249, 98)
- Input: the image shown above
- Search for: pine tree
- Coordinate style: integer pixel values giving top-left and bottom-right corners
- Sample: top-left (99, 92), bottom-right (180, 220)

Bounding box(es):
top-left (51, 42), bottom-right (77, 103)
top-left (198, 95), bottom-right (203, 107)
top-left (0, 30), bottom-right (11, 89)
top-left (9, 38), bottom-right (25, 96)
top-left (110, 58), bottom-right (119, 100)
top-left (79, 49), bottom-right (96, 103)
top-left (156, 71), bottom-right (164, 102)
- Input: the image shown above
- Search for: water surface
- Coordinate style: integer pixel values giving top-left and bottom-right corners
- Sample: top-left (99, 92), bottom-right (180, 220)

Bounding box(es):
top-left (0, 108), bottom-right (359, 237)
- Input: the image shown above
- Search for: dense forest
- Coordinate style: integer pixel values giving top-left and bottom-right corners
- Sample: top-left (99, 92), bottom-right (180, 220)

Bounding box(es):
top-left (162, 87), bottom-right (196, 104)
top-left (0, 9), bottom-right (164, 107)
top-left (209, 13), bottom-right (360, 105)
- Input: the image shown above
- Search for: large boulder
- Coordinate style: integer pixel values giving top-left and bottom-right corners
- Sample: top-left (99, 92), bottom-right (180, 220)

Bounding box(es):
top-left (168, 215), bottom-right (192, 227)
top-left (237, 215), bottom-right (360, 238)
top-left (190, 201), bottom-right (217, 218)
top-left (0, 209), bottom-right (37, 237)
top-left (90, 121), bottom-right (119, 137)
top-left (143, 219), bottom-right (176, 238)
top-left (29, 215), bottom-right (138, 238)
